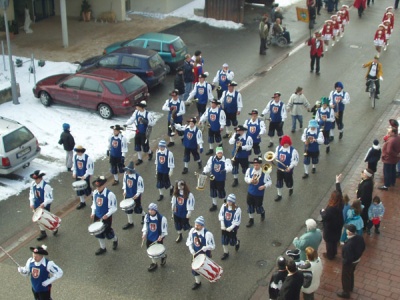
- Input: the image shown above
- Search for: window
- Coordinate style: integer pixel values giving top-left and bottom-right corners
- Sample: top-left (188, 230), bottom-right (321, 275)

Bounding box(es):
top-left (99, 55), bottom-right (119, 67)
top-left (62, 76), bottom-right (84, 89)
top-left (122, 76), bottom-right (146, 94)
top-left (82, 78), bottom-right (103, 93)
top-left (148, 54), bottom-right (163, 69)
top-left (3, 127), bottom-right (34, 152)
top-left (127, 40), bottom-right (145, 48)
top-left (103, 81), bottom-right (122, 95)
top-left (121, 55), bottom-right (141, 68)
top-left (172, 38), bottom-right (186, 51)
top-left (146, 40), bottom-right (161, 52)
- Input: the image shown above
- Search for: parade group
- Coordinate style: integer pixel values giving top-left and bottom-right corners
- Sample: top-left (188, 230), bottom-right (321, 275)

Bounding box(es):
top-left (13, 5), bottom-right (397, 300)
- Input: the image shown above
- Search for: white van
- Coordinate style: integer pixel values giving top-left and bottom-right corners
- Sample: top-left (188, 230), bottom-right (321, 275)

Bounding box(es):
top-left (0, 116), bottom-right (41, 175)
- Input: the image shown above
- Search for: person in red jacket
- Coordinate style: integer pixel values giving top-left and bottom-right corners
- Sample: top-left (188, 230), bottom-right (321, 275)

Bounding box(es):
top-left (382, 7), bottom-right (394, 31)
top-left (378, 124), bottom-right (400, 191)
top-left (322, 20), bottom-right (333, 52)
top-left (374, 24), bottom-right (386, 58)
top-left (307, 31), bottom-right (324, 75)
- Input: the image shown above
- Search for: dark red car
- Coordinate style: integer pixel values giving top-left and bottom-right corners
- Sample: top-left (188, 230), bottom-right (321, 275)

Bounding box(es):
top-left (32, 68), bottom-right (149, 119)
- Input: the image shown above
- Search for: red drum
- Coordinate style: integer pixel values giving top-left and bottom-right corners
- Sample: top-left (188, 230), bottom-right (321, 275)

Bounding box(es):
top-left (191, 254), bottom-right (223, 282)
top-left (32, 208), bottom-right (61, 231)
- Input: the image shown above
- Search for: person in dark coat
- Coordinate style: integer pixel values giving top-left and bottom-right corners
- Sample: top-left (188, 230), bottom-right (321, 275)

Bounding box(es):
top-left (269, 256), bottom-right (289, 299)
top-left (278, 258), bottom-right (304, 300)
top-left (356, 168), bottom-right (374, 229)
top-left (58, 123), bottom-right (75, 172)
top-left (174, 67), bottom-right (185, 102)
top-left (183, 54), bottom-right (194, 102)
top-left (364, 139), bottom-right (381, 173)
top-left (320, 174), bottom-right (344, 260)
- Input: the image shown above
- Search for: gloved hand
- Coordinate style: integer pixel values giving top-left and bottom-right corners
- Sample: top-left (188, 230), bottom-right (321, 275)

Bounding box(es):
top-left (18, 267), bottom-right (27, 274)
top-left (168, 170), bottom-right (173, 177)
top-left (186, 212), bottom-right (191, 219)
top-left (200, 148), bottom-right (203, 154)
top-left (201, 246), bottom-right (208, 252)
top-left (379, 77), bottom-right (383, 81)
top-left (107, 150), bottom-right (110, 157)
top-left (190, 249), bottom-right (195, 255)
top-left (221, 225), bottom-right (226, 230)
top-left (226, 226), bottom-right (233, 232)
top-left (42, 279), bottom-right (50, 287)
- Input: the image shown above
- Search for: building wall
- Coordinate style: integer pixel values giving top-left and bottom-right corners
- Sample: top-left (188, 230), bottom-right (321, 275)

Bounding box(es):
top-left (132, 0), bottom-right (192, 14)
top-left (0, 1), bottom-right (16, 21)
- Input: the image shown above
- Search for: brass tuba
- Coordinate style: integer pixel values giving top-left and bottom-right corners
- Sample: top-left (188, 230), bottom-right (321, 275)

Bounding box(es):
top-left (264, 151), bottom-right (276, 162)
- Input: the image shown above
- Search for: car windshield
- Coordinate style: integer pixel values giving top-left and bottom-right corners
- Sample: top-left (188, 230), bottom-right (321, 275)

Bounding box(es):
top-left (172, 38), bottom-right (185, 51)
top-left (3, 126), bottom-right (34, 152)
top-left (102, 81), bottom-right (122, 95)
top-left (122, 76), bottom-right (146, 94)
top-left (148, 54), bottom-right (163, 69)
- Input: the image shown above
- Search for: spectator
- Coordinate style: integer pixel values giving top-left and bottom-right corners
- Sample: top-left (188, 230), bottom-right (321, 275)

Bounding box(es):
top-left (274, 7), bottom-right (284, 21)
top-left (269, 256), bottom-right (288, 300)
top-left (293, 218), bottom-right (322, 261)
top-left (270, 3), bottom-right (279, 23)
top-left (183, 54), bottom-right (194, 102)
top-left (320, 174), bottom-right (344, 260)
top-left (336, 224), bottom-right (365, 299)
top-left (367, 196), bottom-right (385, 235)
top-left (378, 124), bottom-right (400, 191)
top-left (273, 18), bottom-right (291, 44)
top-left (364, 139), bottom-right (381, 173)
top-left (58, 123), bottom-right (75, 172)
top-left (341, 199), bottom-right (364, 243)
top-left (277, 259), bottom-right (304, 300)
top-left (286, 86), bottom-right (311, 132)
top-left (299, 247), bottom-right (323, 300)
top-left (259, 15), bottom-right (271, 55)
top-left (307, 0), bottom-right (316, 24)
top-left (174, 67), bottom-right (185, 102)
top-left (357, 168), bottom-right (374, 229)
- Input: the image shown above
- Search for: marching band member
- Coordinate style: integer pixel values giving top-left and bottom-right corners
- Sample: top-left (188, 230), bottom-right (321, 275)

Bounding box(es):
top-left (374, 24), bottom-right (386, 58)
top-left (330, 15), bottom-right (339, 46)
top-left (322, 20), bottom-right (333, 52)
top-left (301, 119), bottom-right (324, 179)
top-left (244, 157), bottom-right (272, 227)
top-left (336, 11), bottom-right (344, 40)
top-left (162, 89), bottom-right (185, 147)
top-left (175, 117), bottom-right (203, 175)
top-left (261, 92), bottom-right (287, 148)
top-left (72, 145), bottom-right (94, 210)
top-left (186, 216), bottom-right (216, 290)
top-left (316, 97), bottom-right (335, 154)
top-left (18, 245), bottom-right (63, 300)
top-left (200, 99), bottom-right (226, 156)
top-left (383, 19), bottom-right (392, 51)
top-left (286, 87), bottom-right (311, 132)
top-left (273, 135), bottom-right (299, 201)
top-left (29, 170), bottom-right (56, 241)
top-left (155, 140), bottom-right (175, 202)
top-left (202, 147), bottom-right (233, 211)
top-left (212, 63), bottom-right (235, 99)
top-left (125, 101), bottom-right (156, 166)
top-left (107, 125), bottom-right (128, 186)
top-left (221, 81), bottom-right (243, 139)
top-left (142, 203), bottom-right (168, 272)
top-left (218, 193), bottom-right (241, 260)
top-left (229, 125), bottom-right (253, 187)
top-left (171, 180), bottom-right (195, 243)
top-left (244, 109), bottom-right (266, 155)
top-left (382, 7), bottom-right (394, 31)
top-left (122, 161), bottom-right (144, 230)
top-left (329, 81), bottom-right (350, 140)
top-left (307, 31), bottom-right (324, 75)
top-left (91, 176), bottom-right (118, 255)
top-left (186, 73), bottom-right (214, 118)
top-left (341, 5), bottom-right (350, 35)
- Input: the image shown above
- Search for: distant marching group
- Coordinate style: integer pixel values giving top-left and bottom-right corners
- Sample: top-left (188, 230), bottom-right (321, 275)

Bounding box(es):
top-left (373, 6), bottom-right (395, 58)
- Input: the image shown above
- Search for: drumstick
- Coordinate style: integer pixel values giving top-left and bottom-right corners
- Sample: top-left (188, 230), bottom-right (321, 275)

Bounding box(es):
top-left (141, 239), bottom-right (144, 248)
top-left (0, 246), bottom-right (21, 267)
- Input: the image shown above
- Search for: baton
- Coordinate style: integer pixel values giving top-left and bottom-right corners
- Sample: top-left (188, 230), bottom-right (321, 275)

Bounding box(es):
top-left (0, 245), bottom-right (21, 267)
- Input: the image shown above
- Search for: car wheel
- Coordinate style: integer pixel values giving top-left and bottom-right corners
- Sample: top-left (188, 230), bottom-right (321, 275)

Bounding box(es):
top-left (98, 103), bottom-right (113, 119)
top-left (39, 91), bottom-right (51, 106)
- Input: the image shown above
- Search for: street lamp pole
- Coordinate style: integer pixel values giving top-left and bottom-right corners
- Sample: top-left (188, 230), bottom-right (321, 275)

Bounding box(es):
top-left (2, 0), bottom-right (20, 105)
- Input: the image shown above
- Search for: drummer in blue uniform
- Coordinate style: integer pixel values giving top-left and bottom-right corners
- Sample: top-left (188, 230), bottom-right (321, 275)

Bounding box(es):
top-left (107, 125), bottom-right (128, 186)
top-left (155, 140), bottom-right (175, 202)
top-left (244, 109), bottom-right (267, 155)
top-left (72, 145), bottom-right (94, 210)
top-left (121, 161), bottom-right (144, 230)
top-left (186, 216), bottom-right (216, 290)
top-left (18, 245), bottom-right (63, 300)
top-left (142, 203), bottom-right (168, 272)
top-left (90, 176), bottom-right (118, 255)
top-left (221, 81), bottom-right (243, 138)
top-left (301, 119), bottom-right (324, 179)
top-left (212, 63), bottom-right (235, 99)
top-left (315, 97), bottom-right (335, 153)
top-left (29, 170), bottom-right (56, 241)
top-left (186, 73), bottom-right (214, 118)
top-left (219, 194), bottom-right (241, 260)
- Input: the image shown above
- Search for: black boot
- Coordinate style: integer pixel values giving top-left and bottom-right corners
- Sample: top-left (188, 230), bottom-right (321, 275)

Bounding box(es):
top-left (261, 212), bottom-right (265, 221)
top-left (176, 233), bottom-right (183, 243)
top-left (232, 179), bottom-right (238, 187)
top-left (170, 187), bottom-right (174, 196)
top-left (209, 204), bottom-right (217, 212)
top-left (246, 218), bottom-right (254, 228)
top-left (197, 161), bottom-right (203, 169)
top-left (37, 231), bottom-right (47, 241)
top-left (141, 216), bottom-right (145, 225)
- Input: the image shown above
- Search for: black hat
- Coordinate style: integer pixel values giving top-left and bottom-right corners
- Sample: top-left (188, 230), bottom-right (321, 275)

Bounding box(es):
top-left (170, 89), bottom-right (179, 96)
top-left (30, 245), bottom-right (48, 256)
top-left (389, 119), bottom-right (399, 128)
top-left (250, 157), bottom-right (263, 164)
top-left (136, 100), bottom-right (147, 108)
top-left (277, 256), bottom-right (286, 270)
top-left (285, 249), bottom-right (301, 260)
top-left (210, 99), bottom-right (221, 105)
top-left (110, 125), bottom-right (124, 131)
top-left (124, 161), bottom-right (135, 172)
top-left (228, 81), bottom-right (238, 87)
top-left (235, 125), bottom-right (247, 132)
top-left (92, 176), bottom-right (107, 187)
top-left (187, 117), bottom-right (197, 124)
top-left (198, 73), bottom-right (207, 79)
top-left (74, 145), bottom-right (86, 153)
top-left (194, 50), bottom-right (202, 56)
top-left (346, 224), bottom-right (356, 233)
top-left (30, 170), bottom-right (45, 179)
top-left (373, 139), bottom-right (379, 146)
top-left (248, 109), bottom-right (259, 115)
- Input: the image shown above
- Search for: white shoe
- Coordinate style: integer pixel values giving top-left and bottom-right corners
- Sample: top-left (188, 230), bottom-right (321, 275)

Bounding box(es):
top-left (384, 46), bottom-right (387, 51)
top-left (325, 47), bottom-right (329, 52)
top-left (332, 42), bottom-right (335, 47)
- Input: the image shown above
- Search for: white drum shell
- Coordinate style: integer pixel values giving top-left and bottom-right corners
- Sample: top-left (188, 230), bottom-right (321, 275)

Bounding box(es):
top-left (147, 244), bottom-right (166, 259)
top-left (88, 222), bottom-right (106, 236)
top-left (72, 180), bottom-right (88, 191)
top-left (120, 198), bottom-right (135, 211)
top-left (191, 254), bottom-right (223, 282)
top-left (32, 208), bottom-right (61, 231)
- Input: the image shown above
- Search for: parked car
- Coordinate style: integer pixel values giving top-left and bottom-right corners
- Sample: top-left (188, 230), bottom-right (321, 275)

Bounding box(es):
top-left (32, 68), bottom-right (148, 119)
top-left (0, 116), bottom-right (41, 175)
top-left (103, 33), bottom-right (188, 70)
top-left (78, 47), bottom-right (169, 89)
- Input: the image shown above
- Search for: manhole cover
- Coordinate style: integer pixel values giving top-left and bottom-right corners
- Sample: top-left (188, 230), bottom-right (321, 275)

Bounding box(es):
top-left (271, 240), bottom-right (282, 247)
top-left (254, 70), bottom-right (267, 77)
top-left (256, 260), bottom-right (268, 268)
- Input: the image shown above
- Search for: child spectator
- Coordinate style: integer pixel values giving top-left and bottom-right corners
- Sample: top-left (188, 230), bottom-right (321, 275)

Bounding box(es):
top-left (364, 139), bottom-right (381, 173)
top-left (367, 196), bottom-right (385, 235)
top-left (269, 256), bottom-right (288, 300)
top-left (341, 198), bottom-right (364, 243)
top-left (310, 100), bottom-right (321, 119)
top-left (58, 123), bottom-right (75, 172)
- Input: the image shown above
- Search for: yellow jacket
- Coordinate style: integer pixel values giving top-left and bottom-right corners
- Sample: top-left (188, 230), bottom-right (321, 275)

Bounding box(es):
top-left (363, 61), bottom-right (383, 79)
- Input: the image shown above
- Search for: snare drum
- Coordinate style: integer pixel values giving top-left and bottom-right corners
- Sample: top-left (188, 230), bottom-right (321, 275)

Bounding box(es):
top-left (196, 174), bottom-right (208, 191)
top-left (120, 198), bottom-right (135, 211)
top-left (32, 208), bottom-right (61, 232)
top-left (147, 243), bottom-right (166, 259)
top-left (72, 180), bottom-right (88, 192)
top-left (191, 254), bottom-right (223, 282)
top-left (88, 222), bottom-right (106, 236)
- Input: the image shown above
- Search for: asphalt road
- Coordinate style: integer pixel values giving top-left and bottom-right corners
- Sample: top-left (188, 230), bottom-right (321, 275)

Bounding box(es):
top-left (1, 3), bottom-right (400, 299)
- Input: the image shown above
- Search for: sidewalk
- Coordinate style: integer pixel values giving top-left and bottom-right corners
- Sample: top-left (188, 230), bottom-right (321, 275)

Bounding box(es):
top-left (251, 98), bottom-right (400, 300)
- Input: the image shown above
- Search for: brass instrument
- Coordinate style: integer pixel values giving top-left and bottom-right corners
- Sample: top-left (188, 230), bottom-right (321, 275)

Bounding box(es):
top-left (252, 163), bottom-right (273, 184)
top-left (231, 141), bottom-right (242, 162)
top-left (264, 151), bottom-right (275, 162)
top-left (210, 175), bottom-right (215, 181)
top-left (169, 106), bottom-right (178, 136)
top-left (194, 172), bottom-right (208, 191)
top-left (304, 136), bottom-right (315, 156)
